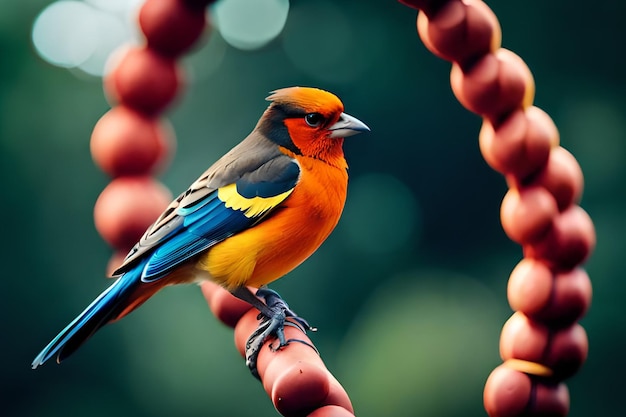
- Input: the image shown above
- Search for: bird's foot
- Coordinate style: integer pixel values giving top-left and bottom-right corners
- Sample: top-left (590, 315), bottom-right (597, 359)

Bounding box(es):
top-left (245, 288), bottom-right (318, 379)
top-left (256, 288), bottom-right (317, 333)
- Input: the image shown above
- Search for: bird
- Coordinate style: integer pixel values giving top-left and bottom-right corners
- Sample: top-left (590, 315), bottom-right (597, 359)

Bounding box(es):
top-left (32, 86), bottom-right (369, 373)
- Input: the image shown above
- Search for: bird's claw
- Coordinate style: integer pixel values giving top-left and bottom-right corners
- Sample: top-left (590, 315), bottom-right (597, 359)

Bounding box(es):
top-left (256, 288), bottom-right (317, 332)
top-left (245, 288), bottom-right (316, 379)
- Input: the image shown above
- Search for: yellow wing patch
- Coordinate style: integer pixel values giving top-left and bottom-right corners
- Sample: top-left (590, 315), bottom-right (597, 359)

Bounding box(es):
top-left (217, 183), bottom-right (293, 218)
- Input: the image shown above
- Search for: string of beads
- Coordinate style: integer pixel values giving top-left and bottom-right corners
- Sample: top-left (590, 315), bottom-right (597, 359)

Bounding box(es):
top-left (88, 0), bottom-right (354, 416)
top-left (399, 0), bottom-right (595, 415)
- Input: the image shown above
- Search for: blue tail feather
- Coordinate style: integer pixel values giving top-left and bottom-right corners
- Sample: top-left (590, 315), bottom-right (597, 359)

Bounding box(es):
top-left (31, 267), bottom-right (142, 369)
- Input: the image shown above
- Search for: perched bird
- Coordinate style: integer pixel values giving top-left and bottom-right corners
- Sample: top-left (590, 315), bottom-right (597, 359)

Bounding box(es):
top-left (32, 86), bottom-right (369, 372)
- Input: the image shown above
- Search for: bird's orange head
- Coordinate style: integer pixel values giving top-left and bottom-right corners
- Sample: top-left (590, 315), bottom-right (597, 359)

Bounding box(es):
top-left (258, 87), bottom-right (369, 167)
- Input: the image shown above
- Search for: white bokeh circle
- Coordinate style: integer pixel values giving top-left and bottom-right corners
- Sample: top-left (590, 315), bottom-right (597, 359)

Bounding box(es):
top-left (212, 0), bottom-right (289, 51)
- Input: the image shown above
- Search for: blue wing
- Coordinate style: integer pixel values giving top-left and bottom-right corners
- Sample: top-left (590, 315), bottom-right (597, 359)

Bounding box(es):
top-left (114, 154), bottom-right (301, 283)
top-left (32, 137), bottom-right (301, 368)
top-left (140, 192), bottom-right (248, 281)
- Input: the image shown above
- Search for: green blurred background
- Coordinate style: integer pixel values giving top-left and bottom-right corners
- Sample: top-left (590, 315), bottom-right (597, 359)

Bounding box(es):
top-left (2, 0), bottom-right (624, 416)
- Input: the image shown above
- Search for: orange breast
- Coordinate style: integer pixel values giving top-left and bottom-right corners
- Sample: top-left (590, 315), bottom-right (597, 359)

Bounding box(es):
top-left (198, 156), bottom-right (348, 290)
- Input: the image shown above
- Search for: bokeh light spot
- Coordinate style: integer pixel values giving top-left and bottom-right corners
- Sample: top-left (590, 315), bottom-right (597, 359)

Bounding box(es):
top-left (85, 0), bottom-right (138, 13)
top-left (341, 173), bottom-right (420, 255)
top-left (32, 1), bottom-right (100, 69)
top-left (32, 0), bottom-right (140, 76)
top-left (212, 0), bottom-right (289, 51)
top-left (78, 11), bottom-right (130, 76)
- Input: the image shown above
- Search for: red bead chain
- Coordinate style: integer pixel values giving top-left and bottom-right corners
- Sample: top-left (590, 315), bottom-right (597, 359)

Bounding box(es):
top-left (88, 1), bottom-right (354, 416)
top-left (91, 0), bottom-right (207, 269)
top-left (399, 1), bottom-right (595, 416)
top-left (202, 282), bottom-right (356, 417)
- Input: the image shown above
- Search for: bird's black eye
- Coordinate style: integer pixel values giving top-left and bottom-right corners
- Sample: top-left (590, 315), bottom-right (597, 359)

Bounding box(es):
top-left (305, 112), bottom-right (324, 127)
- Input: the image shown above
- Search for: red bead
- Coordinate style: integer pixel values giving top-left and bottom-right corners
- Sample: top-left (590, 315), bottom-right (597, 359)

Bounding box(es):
top-left (90, 106), bottom-right (174, 177)
top-left (399, 0), bottom-right (448, 16)
top-left (500, 313), bottom-right (588, 380)
top-left (182, 0), bottom-right (217, 9)
top-left (139, 0), bottom-right (207, 57)
top-left (530, 146), bottom-right (584, 212)
top-left (507, 259), bottom-right (553, 316)
top-left (258, 327), bottom-right (322, 392)
top-left (508, 261), bottom-right (592, 327)
top-left (544, 324), bottom-right (588, 380)
top-left (201, 282), bottom-right (252, 328)
top-left (417, 0), bottom-right (501, 66)
top-left (272, 361), bottom-right (330, 417)
top-left (322, 374), bottom-right (355, 412)
top-left (233, 309), bottom-right (258, 358)
top-left (233, 308), bottom-right (325, 381)
top-left (483, 365), bottom-right (532, 417)
top-left (451, 49), bottom-right (534, 122)
top-left (93, 176), bottom-right (171, 250)
top-left (480, 107), bottom-right (553, 180)
top-left (104, 47), bottom-right (182, 116)
top-left (525, 105), bottom-right (560, 147)
top-left (530, 382), bottom-right (570, 416)
top-left (532, 268), bottom-right (592, 326)
top-left (307, 405), bottom-right (354, 417)
top-left (524, 205), bottom-right (596, 271)
top-left (500, 186), bottom-right (558, 244)
top-left (500, 312), bottom-right (549, 365)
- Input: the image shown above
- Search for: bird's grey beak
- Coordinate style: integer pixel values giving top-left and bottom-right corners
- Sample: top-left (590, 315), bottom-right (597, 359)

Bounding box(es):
top-left (329, 112), bottom-right (370, 138)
